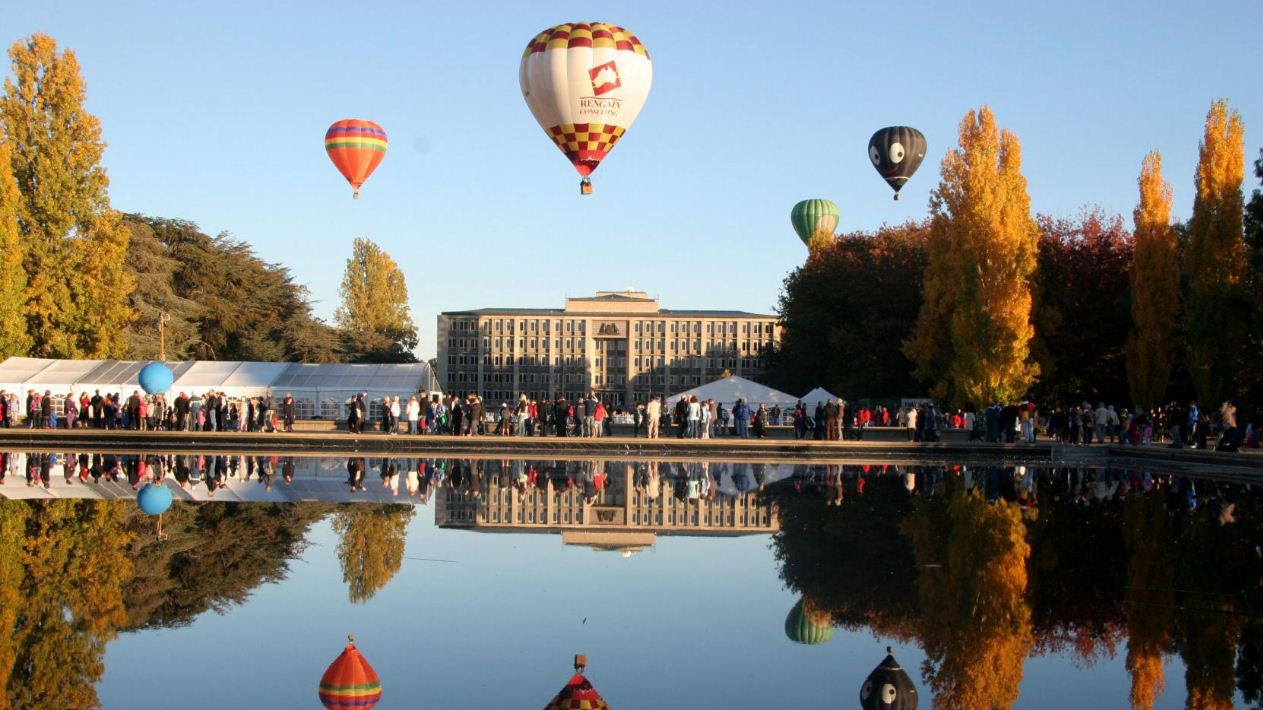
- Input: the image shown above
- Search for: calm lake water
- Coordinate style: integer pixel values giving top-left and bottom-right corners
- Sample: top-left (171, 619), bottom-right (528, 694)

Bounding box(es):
top-left (0, 453), bottom-right (1255, 708)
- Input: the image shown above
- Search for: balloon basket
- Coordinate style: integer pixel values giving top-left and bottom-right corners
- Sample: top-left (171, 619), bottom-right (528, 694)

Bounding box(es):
top-left (353, 191), bottom-right (361, 200)
top-left (580, 179), bottom-right (593, 196)
top-left (893, 194), bottom-right (901, 201)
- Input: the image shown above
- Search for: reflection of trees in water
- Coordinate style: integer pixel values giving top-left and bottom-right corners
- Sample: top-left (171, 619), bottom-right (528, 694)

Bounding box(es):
top-left (0, 498), bottom-right (331, 709)
top-left (1176, 504), bottom-right (1245, 710)
top-left (1123, 492), bottom-right (1173, 710)
top-left (902, 482), bottom-right (1032, 709)
top-left (123, 501), bottom-right (331, 628)
top-left (771, 471), bottom-right (918, 639)
top-left (1025, 475), bottom-right (1127, 662)
top-left (333, 504), bottom-right (414, 603)
top-left (769, 467), bottom-right (1263, 710)
top-left (0, 500), bottom-right (132, 709)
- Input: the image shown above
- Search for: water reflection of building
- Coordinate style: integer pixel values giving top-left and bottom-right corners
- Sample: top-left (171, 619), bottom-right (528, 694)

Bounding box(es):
top-left (436, 461), bottom-right (779, 552)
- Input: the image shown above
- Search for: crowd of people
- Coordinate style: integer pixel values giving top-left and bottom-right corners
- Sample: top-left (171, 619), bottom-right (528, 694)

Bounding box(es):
top-left (0, 388), bottom-right (300, 433)
top-left (2, 384), bottom-right (1258, 453)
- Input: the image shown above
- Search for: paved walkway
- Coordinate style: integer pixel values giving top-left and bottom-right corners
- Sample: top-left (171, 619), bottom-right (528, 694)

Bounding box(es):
top-left (0, 428), bottom-right (1257, 471)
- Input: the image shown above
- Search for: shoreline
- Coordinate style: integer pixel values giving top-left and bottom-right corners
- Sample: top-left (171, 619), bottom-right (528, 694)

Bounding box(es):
top-left (0, 429), bottom-right (1256, 471)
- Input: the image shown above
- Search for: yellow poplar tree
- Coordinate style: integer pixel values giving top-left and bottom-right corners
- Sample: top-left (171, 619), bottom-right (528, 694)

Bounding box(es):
top-left (1185, 99), bottom-right (1246, 406)
top-left (336, 237), bottom-right (419, 361)
top-left (1125, 152), bottom-right (1178, 409)
top-left (333, 504), bottom-right (413, 603)
top-left (904, 106), bottom-right (1039, 407)
top-left (0, 33), bottom-right (133, 357)
top-left (0, 141), bottom-right (29, 357)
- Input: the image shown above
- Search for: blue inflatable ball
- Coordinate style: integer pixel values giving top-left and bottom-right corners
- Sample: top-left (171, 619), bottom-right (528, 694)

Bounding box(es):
top-left (137, 483), bottom-right (173, 515)
top-left (138, 361), bottom-right (174, 395)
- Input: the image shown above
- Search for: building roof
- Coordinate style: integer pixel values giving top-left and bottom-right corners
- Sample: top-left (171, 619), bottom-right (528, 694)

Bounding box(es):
top-left (442, 307), bottom-right (773, 318)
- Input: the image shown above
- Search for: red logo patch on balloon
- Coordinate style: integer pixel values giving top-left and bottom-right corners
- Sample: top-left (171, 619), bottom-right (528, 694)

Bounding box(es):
top-left (588, 61), bottom-right (621, 96)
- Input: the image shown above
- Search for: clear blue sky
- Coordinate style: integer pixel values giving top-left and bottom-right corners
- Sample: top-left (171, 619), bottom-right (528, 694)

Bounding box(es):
top-left (6, 0), bottom-right (1261, 360)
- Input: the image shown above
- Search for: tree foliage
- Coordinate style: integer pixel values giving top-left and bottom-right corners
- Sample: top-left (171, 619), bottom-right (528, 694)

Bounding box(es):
top-left (0, 33), bottom-right (133, 358)
top-left (904, 106), bottom-right (1039, 407)
top-left (1029, 209), bottom-right (1133, 405)
top-left (1184, 100), bottom-right (1246, 407)
top-left (336, 237), bottom-right (418, 362)
top-left (1125, 153), bottom-right (1179, 410)
top-left (0, 141), bottom-right (28, 358)
top-left (1242, 149), bottom-right (1263, 406)
top-left (769, 223), bottom-right (929, 399)
top-left (122, 215), bottom-right (343, 362)
top-left (333, 504), bottom-right (414, 603)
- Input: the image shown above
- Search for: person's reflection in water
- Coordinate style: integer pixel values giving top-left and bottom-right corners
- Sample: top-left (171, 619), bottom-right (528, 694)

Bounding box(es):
top-left (347, 457), bottom-right (366, 492)
top-left (381, 458), bottom-right (399, 497)
top-left (256, 455), bottom-right (273, 492)
top-left (281, 456), bottom-right (295, 485)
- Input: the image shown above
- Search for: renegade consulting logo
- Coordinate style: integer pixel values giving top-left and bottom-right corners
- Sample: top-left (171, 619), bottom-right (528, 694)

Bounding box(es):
top-left (588, 61), bottom-right (621, 96)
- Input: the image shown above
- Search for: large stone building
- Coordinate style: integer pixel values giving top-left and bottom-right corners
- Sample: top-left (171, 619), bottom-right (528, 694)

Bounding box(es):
top-left (436, 289), bottom-right (780, 405)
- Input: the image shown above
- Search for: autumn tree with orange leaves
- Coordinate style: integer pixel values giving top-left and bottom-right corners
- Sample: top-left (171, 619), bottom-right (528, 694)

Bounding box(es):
top-left (1184, 100), bottom-right (1246, 407)
top-left (1125, 152), bottom-right (1179, 409)
top-left (904, 106), bottom-right (1039, 407)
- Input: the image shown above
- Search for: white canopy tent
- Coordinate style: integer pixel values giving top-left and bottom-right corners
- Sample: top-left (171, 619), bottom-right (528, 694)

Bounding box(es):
top-left (800, 387), bottom-right (840, 408)
top-left (666, 376), bottom-right (797, 409)
top-left (0, 357), bottom-right (441, 419)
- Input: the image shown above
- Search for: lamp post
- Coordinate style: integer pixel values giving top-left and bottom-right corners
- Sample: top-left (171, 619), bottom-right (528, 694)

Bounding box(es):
top-left (158, 312), bottom-right (170, 360)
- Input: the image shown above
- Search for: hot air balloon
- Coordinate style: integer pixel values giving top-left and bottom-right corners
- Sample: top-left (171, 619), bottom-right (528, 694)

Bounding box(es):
top-left (790, 199), bottom-right (840, 252)
top-left (136, 483), bottom-right (172, 516)
top-left (544, 655), bottom-right (610, 710)
top-left (138, 361), bottom-right (173, 395)
top-left (319, 635), bottom-right (382, 710)
top-left (520, 22), bottom-right (652, 195)
top-left (860, 647), bottom-right (919, 710)
top-left (784, 598), bottom-right (834, 645)
top-left (868, 127), bottom-right (926, 200)
top-left (325, 120), bottom-right (388, 199)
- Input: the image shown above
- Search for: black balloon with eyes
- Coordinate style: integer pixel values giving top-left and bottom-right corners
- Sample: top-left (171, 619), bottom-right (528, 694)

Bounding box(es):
top-left (860, 647), bottom-right (919, 710)
top-left (868, 126), bottom-right (927, 200)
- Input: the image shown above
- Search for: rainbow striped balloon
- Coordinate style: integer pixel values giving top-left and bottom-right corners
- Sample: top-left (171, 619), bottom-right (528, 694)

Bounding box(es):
top-left (318, 638), bottom-right (382, 709)
top-left (324, 119), bottom-right (388, 198)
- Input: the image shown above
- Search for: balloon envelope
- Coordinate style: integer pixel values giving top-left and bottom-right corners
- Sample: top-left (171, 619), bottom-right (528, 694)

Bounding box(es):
top-left (544, 673), bottom-right (610, 710)
top-left (136, 483), bottom-right (173, 516)
top-left (784, 599), bottom-right (834, 645)
top-left (325, 119), bottom-right (388, 197)
top-left (319, 639), bottom-right (382, 710)
top-left (520, 22), bottom-right (652, 183)
top-left (868, 126), bottom-right (927, 197)
top-left (790, 199), bottom-right (840, 249)
top-left (138, 362), bottom-right (173, 395)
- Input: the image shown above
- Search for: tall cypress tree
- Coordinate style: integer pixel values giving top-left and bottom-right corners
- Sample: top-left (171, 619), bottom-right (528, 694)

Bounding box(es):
top-left (904, 106), bottom-right (1039, 407)
top-left (1125, 152), bottom-right (1178, 409)
top-left (1184, 100), bottom-right (1246, 407)
top-left (0, 33), bottom-right (132, 357)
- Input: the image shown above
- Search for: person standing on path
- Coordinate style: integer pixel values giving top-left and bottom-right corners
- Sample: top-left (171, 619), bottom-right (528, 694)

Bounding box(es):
top-left (646, 396), bottom-right (661, 439)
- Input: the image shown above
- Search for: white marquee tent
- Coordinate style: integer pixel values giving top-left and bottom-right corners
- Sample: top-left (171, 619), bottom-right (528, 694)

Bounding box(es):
top-left (800, 387), bottom-right (840, 408)
top-left (666, 376), bottom-right (797, 409)
top-left (0, 357), bottom-right (441, 419)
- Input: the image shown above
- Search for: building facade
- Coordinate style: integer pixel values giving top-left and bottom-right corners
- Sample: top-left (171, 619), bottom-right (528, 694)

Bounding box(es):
top-left (436, 462), bottom-right (780, 550)
top-left (436, 290), bottom-right (780, 405)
